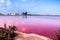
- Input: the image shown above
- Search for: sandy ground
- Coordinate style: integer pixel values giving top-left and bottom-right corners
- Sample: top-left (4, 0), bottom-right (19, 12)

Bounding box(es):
top-left (14, 31), bottom-right (53, 40)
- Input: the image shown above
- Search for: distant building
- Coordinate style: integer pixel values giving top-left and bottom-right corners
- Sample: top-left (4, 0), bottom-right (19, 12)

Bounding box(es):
top-left (15, 13), bottom-right (20, 16)
top-left (7, 13), bottom-right (15, 16)
top-left (7, 13), bottom-right (20, 16)
top-left (0, 13), bottom-right (5, 15)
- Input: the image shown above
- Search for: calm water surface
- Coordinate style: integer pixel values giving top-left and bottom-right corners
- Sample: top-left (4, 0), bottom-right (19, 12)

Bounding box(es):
top-left (0, 16), bottom-right (60, 40)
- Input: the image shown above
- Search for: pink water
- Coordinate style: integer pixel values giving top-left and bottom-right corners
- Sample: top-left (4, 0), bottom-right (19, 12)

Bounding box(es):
top-left (0, 16), bottom-right (60, 40)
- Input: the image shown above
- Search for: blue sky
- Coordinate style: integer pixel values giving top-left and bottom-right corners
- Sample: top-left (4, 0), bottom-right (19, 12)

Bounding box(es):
top-left (0, 0), bottom-right (60, 14)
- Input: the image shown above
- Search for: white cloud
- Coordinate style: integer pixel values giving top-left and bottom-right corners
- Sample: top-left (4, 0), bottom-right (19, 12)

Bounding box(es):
top-left (0, 4), bottom-right (2, 6)
top-left (0, 0), bottom-right (5, 7)
top-left (14, 2), bottom-right (18, 7)
top-left (21, 0), bottom-right (27, 2)
top-left (0, 0), bottom-right (5, 3)
top-left (0, 0), bottom-right (11, 6)
top-left (6, 0), bottom-right (11, 6)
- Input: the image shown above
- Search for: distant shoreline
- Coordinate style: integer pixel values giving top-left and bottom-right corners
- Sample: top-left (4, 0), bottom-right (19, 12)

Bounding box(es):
top-left (0, 15), bottom-right (60, 16)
